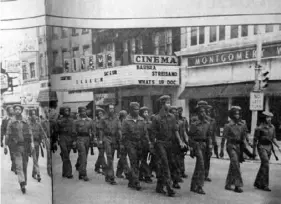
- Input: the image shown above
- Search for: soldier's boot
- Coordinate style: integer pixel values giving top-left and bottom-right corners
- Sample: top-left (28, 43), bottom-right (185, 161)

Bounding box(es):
top-left (196, 187), bottom-right (206, 195)
top-left (110, 179), bottom-right (117, 185)
top-left (172, 182), bottom-right (181, 189)
top-left (263, 187), bottom-right (271, 192)
top-left (32, 172), bottom-right (37, 180)
top-left (234, 186), bottom-right (243, 193)
top-left (144, 176), bottom-right (153, 183)
top-left (135, 182), bottom-right (141, 191)
top-left (225, 185), bottom-right (232, 191)
top-left (20, 182), bottom-right (26, 194)
top-left (166, 185), bottom-right (176, 197)
top-left (37, 175), bottom-right (41, 182)
top-left (205, 177), bottom-right (212, 182)
top-left (181, 173), bottom-right (188, 178)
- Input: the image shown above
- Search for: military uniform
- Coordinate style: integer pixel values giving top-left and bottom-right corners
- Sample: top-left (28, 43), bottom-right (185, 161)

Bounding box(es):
top-left (221, 119), bottom-right (247, 191)
top-left (41, 118), bottom-right (52, 177)
top-left (253, 111), bottom-right (279, 191)
top-left (1, 113), bottom-right (16, 173)
top-left (6, 109), bottom-right (33, 193)
top-left (57, 108), bottom-right (75, 178)
top-left (116, 111), bottom-right (130, 179)
top-left (122, 113), bottom-right (149, 190)
top-left (29, 118), bottom-right (44, 181)
top-left (95, 116), bottom-right (106, 174)
top-left (74, 113), bottom-right (95, 180)
top-left (189, 115), bottom-right (212, 194)
top-left (177, 115), bottom-right (188, 178)
top-left (151, 108), bottom-right (178, 196)
top-left (99, 114), bottom-right (121, 183)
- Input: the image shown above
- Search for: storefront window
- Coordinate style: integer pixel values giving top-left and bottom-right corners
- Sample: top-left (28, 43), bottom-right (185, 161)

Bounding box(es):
top-left (210, 26), bottom-right (217, 42)
top-left (270, 96), bottom-right (281, 140)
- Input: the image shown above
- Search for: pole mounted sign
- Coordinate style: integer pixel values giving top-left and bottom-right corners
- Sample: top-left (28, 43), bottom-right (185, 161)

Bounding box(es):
top-left (250, 92), bottom-right (264, 111)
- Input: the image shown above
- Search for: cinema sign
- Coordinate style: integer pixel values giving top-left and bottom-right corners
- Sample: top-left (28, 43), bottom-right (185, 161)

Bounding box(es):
top-left (188, 43), bottom-right (281, 67)
top-left (133, 54), bottom-right (178, 66)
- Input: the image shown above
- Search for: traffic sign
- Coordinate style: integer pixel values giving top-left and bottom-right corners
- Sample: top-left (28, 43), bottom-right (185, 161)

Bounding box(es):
top-left (250, 92), bottom-right (264, 110)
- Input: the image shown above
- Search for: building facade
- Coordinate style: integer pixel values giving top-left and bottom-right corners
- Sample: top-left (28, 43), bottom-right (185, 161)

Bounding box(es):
top-left (50, 27), bottom-right (184, 115)
top-left (176, 24), bottom-right (281, 139)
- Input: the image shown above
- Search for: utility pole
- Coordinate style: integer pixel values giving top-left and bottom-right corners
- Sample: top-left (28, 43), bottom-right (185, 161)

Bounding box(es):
top-left (250, 27), bottom-right (263, 137)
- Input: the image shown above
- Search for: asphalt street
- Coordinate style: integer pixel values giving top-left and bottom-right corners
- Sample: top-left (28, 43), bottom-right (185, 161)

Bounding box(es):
top-left (52, 147), bottom-right (281, 204)
top-left (0, 147), bottom-right (52, 204)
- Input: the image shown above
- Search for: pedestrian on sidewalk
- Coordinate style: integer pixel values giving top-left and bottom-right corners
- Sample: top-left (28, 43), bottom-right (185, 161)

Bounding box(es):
top-left (253, 111), bottom-right (281, 191)
top-left (29, 109), bottom-right (43, 182)
top-left (189, 101), bottom-right (212, 195)
top-left (220, 106), bottom-right (247, 193)
top-left (4, 104), bottom-right (35, 194)
top-left (1, 105), bottom-right (16, 174)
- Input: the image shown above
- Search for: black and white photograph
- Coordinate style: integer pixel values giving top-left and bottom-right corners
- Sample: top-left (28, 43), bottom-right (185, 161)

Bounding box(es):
top-left (1, 0), bottom-right (281, 203)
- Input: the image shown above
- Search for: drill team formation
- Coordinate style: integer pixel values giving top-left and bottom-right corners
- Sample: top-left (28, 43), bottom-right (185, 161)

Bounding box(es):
top-left (1, 95), bottom-right (281, 196)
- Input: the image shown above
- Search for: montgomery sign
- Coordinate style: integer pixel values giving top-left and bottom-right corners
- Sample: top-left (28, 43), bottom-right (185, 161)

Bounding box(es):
top-left (188, 43), bottom-right (281, 67)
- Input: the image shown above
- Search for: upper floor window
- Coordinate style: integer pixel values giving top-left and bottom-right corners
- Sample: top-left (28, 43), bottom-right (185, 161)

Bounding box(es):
top-left (52, 27), bottom-right (59, 39)
top-left (82, 28), bottom-right (90, 34)
top-left (241, 25), bottom-right (248, 37)
top-left (72, 28), bottom-right (79, 36)
top-left (83, 45), bottom-right (90, 56)
top-left (254, 25), bottom-right (259, 35)
top-left (135, 37), bottom-right (143, 54)
top-left (39, 54), bottom-right (44, 76)
top-left (191, 27), bottom-right (197, 46)
top-left (22, 64), bottom-right (28, 80)
top-left (219, 25), bottom-right (225, 41)
top-left (62, 27), bottom-right (68, 38)
top-left (199, 27), bottom-right (205, 44)
top-left (230, 25), bottom-right (239, 39)
top-left (279, 24), bottom-right (281, 31)
top-left (30, 62), bottom-right (36, 78)
top-left (210, 26), bottom-right (217, 43)
top-left (265, 25), bottom-right (274, 33)
top-left (52, 51), bottom-right (59, 67)
top-left (155, 30), bottom-right (172, 55)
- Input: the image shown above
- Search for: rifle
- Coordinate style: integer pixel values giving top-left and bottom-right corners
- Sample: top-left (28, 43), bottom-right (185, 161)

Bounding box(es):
top-left (272, 146), bottom-right (279, 161)
top-left (214, 144), bottom-right (219, 159)
top-left (39, 143), bottom-right (44, 158)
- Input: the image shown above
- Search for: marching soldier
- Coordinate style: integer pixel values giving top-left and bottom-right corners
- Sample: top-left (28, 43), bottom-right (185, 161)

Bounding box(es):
top-left (169, 106), bottom-right (183, 189)
top-left (41, 108), bottom-right (53, 177)
top-left (177, 106), bottom-right (189, 179)
top-left (116, 110), bottom-right (130, 179)
top-left (99, 104), bottom-right (121, 185)
top-left (57, 106), bottom-right (76, 179)
top-left (189, 101), bottom-right (212, 195)
top-left (4, 104), bottom-right (35, 194)
top-left (253, 111), bottom-right (281, 191)
top-left (94, 107), bottom-right (106, 174)
top-left (220, 106), bottom-right (247, 193)
top-left (29, 109), bottom-right (43, 182)
top-left (139, 106), bottom-right (153, 183)
top-left (74, 106), bottom-right (96, 181)
top-left (121, 102), bottom-right (153, 191)
top-left (1, 105), bottom-right (16, 173)
top-left (151, 95), bottom-right (186, 197)
top-left (204, 104), bottom-right (218, 181)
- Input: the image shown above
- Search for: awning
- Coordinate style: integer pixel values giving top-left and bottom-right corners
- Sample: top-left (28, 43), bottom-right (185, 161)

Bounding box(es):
top-left (179, 80), bottom-right (281, 99)
top-left (37, 90), bottom-right (58, 102)
top-left (62, 101), bottom-right (91, 113)
top-left (179, 81), bottom-right (254, 99)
